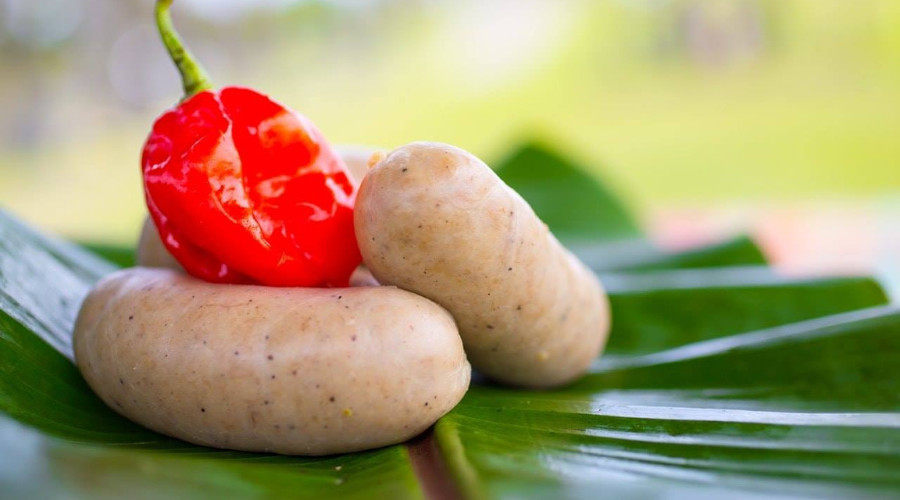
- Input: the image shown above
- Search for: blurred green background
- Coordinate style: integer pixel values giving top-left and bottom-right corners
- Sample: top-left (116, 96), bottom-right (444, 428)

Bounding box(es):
top-left (0, 0), bottom-right (898, 243)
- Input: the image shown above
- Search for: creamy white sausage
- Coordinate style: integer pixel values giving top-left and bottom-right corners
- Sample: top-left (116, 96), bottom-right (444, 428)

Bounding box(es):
top-left (355, 142), bottom-right (610, 388)
top-left (74, 268), bottom-right (470, 455)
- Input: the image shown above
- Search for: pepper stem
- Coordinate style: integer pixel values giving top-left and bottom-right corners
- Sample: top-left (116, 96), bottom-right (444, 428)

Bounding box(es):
top-left (155, 0), bottom-right (213, 97)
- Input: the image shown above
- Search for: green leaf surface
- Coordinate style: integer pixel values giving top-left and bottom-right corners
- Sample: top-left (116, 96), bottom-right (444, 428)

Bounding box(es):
top-left (494, 142), bottom-right (641, 242)
top-left (0, 209), bottom-right (423, 500)
top-left (437, 274), bottom-right (899, 498)
top-left (573, 235), bottom-right (767, 273)
top-left (604, 267), bottom-right (889, 354)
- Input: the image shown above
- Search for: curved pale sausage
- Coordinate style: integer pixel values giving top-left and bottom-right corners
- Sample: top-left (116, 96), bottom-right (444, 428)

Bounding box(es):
top-left (74, 268), bottom-right (470, 455)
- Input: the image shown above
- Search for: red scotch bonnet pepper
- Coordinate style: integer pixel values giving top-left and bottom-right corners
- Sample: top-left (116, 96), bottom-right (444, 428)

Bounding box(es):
top-left (142, 0), bottom-right (361, 287)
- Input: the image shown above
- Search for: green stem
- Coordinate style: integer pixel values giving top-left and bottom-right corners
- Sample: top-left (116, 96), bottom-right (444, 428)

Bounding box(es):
top-left (155, 0), bottom-right (213, 97)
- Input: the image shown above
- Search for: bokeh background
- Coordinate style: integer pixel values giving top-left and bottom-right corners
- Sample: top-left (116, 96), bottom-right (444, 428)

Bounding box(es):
top-left (1, 0), bottom-right (898, 278)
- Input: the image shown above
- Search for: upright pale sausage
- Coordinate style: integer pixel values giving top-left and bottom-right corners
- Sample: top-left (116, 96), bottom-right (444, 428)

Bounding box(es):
top-left (355, 142), bottom-right (610, 388)
top-left (74, 268), bottom-right (470, 455)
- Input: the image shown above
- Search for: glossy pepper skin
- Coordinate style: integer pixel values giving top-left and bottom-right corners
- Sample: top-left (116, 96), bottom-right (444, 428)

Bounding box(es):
top-left (143, 0), bottom-right (360, 287)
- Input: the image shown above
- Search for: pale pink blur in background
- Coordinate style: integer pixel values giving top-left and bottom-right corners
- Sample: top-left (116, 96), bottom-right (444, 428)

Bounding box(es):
top-left (653, 201), bottom-right (900, 296)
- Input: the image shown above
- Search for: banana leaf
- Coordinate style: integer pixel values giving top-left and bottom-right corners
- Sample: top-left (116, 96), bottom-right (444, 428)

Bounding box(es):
top-left (3, 144), bottom-right (899, 499)
top-left (438, 305), bottom-right (900, 499)
top-left (572, 235), bottom-right (767, 273)
top-left (603, 267), bottom-right (888, 354)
